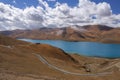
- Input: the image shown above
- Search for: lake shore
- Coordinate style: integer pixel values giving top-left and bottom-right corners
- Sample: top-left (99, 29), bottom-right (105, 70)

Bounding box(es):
top-left (19, 39), bottom-right (120, 58)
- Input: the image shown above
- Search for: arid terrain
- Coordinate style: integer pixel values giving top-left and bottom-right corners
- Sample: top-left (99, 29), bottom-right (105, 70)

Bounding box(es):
top-left (1, 25), bottom-right (120, 43)
top-left (0, 35), bottom-right (120, 80)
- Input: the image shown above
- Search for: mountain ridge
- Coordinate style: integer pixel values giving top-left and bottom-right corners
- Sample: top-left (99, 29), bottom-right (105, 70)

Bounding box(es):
top-left (1, 25), bottom-right (120, 43)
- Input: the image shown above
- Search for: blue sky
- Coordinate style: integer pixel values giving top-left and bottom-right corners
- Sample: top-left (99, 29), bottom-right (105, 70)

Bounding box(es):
top-left (0, 0), bottom-right (120, 31)
top-left (0, 0), bottom-right (119, 14)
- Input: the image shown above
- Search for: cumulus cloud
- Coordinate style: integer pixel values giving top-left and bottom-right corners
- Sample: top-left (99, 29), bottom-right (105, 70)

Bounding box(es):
top-left (0, 0), bottom-right (120, 31)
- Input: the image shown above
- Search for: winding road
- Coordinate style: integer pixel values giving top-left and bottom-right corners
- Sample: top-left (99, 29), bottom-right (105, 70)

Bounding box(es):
top-left (0, 45), bottom-right (113, 76)
top-left (33, 53), bottom-right (112, 76)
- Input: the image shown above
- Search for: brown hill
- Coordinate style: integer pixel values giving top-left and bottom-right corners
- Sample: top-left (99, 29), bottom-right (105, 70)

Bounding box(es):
top-left (0, 35), bottom-right (120, 80)
top-left (0, 35), bottom-right (81, 80)
top-left (1, 25), bottom-right (120, 43)
top-left (0, 34), bottom-right (28, 46)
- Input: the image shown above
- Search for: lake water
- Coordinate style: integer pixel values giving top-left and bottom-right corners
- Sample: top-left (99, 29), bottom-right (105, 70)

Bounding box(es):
top-left (20, 39), bottom-right (120, 58)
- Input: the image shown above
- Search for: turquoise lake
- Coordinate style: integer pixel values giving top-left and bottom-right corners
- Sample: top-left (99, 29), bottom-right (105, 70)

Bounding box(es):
top-left (20, 39), bottom-right (120, 58)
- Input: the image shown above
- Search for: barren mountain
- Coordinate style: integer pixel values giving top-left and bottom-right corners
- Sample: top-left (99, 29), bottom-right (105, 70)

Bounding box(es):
top-left (0, 35), bottom-right (120, 80)
top-left (1, 25), bottom-right (120, 43)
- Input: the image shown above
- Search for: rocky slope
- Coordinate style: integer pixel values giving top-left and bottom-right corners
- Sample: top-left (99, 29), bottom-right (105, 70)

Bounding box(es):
top-left (1, 25), bottom-right (120, 43)
top-left (0, 35), bottom-right (120, 80)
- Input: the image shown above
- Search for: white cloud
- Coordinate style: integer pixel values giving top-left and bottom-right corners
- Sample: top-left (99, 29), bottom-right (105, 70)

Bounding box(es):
top-left (0, 0), bottom-right (120, 31)
top-left (47, 0), bottom-right (56, 2)
top-left (12, 0), bottom-right (16, 4)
